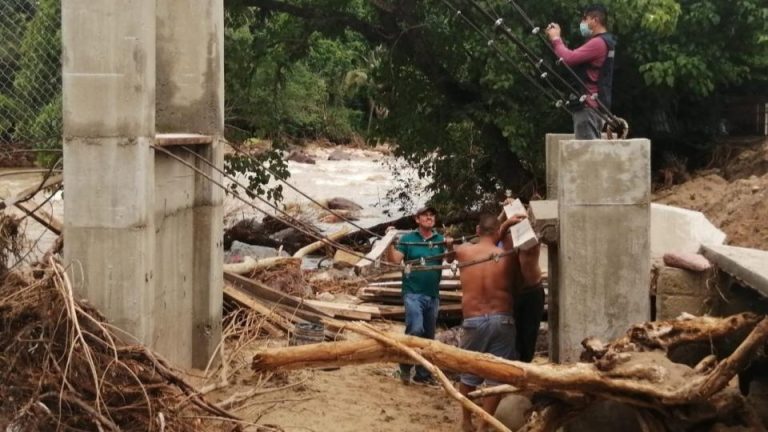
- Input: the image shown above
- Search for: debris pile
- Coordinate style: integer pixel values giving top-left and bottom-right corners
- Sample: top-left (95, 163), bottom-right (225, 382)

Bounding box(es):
top-left (0, 262), bottom-right (247, 431)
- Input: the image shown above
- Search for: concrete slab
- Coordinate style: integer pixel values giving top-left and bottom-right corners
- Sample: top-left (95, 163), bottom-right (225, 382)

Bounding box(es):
top-left (560, 140), bottom-right (651, 205)
top-left (651, 204), bottom-right (726, 260)
top-left (701, 244), bottom-right (768, 297)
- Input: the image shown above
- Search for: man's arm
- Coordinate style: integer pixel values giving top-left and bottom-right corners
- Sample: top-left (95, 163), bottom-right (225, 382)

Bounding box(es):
top-left (545, 24), bottom-right (606, 67)
top-left (496, 214), bottom-right (527, 250)
top-left (551, 36), bottom-right (606, 67)
top-left (385, 227), bottom-right (404, 263)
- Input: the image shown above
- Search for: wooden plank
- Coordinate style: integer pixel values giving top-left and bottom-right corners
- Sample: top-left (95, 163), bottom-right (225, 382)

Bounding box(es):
top-left (376, 303), bottom-right (463, 319)
top-left (369, 270), bottom-right (460, 282)
top-left (155, 133), bottom-right (213, 146)
top-left (303, 299), bottom-right (376, 321)
top-left (224, 271), bottom-right (331, 317)
top-left (360, 286), bottom-right (462, 302)
top-left (333, 249), bottom-right (362, 267)
top-left (503, 199), bottom-right (538, 251)
top-left (355, 229), bottom-right (398, 272)
top-left (223, 284), bottom-right (292, 336)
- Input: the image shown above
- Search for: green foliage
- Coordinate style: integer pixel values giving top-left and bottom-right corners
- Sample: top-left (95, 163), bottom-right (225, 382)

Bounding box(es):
top-left (225, 0), bottom-right (768, 209)
top-left (1, 0), bottom-right (61, 163)
top-left (223, 8), bottom-right (370, 144)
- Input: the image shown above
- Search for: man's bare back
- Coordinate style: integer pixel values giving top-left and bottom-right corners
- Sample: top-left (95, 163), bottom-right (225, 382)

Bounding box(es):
top-left (455, 240), bottom-right (513, 318)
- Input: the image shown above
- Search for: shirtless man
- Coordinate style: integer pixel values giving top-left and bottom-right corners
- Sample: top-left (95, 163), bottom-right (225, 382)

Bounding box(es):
top-left (455, 213), bottom-right (525, 432)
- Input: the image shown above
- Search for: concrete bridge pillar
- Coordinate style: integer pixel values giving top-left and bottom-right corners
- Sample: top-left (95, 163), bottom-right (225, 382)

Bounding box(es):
top-left (555, 139), bottom-right (651, 362)
top-left (62, 0), bottom-right (157, 345)
top-left (63, 0), bottom-right (224, 368)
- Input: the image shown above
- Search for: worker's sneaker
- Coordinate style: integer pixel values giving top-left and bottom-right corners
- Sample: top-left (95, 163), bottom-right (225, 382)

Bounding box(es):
top-left (412, 376), bottom-right (439, 387)
top-left (393, 369), bottom-right (410, 385)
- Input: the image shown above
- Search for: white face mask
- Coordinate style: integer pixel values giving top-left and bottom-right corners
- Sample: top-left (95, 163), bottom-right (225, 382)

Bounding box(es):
top-left (579, 21), bottom-right (592, 37)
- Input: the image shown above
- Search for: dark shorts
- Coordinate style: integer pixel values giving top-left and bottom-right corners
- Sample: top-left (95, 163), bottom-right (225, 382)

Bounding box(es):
top-left (514, 282), bottom-right (545, 363)
top-left (459, 313), bottom-right (517, 387)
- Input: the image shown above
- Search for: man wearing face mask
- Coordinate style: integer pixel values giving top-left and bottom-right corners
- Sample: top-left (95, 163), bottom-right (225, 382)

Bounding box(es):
top-left (546, 4), bottom-right (617, 139)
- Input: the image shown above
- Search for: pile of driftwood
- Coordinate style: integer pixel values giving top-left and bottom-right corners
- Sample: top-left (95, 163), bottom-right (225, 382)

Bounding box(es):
top-left (0, 260), bottom-right (273, 432)
top-left (250, 314), bottom-right (768, 431)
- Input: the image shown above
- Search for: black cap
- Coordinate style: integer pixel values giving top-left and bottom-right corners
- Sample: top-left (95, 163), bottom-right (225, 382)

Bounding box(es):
top-left (415, 206), bottom-right (438, 216)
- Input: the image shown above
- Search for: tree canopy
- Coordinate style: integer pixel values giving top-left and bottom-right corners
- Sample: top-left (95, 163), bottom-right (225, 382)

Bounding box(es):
top-left (223, 0), bottom-right (768, 210)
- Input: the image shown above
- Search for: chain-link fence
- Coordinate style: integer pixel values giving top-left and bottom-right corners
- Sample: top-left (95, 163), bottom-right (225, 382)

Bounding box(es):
top-left (0, 0), bottom-right (61, 150)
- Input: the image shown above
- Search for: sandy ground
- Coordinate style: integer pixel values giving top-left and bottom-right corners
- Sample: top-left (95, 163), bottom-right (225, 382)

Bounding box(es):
top-left (221, 363), bottom-right (459, 432)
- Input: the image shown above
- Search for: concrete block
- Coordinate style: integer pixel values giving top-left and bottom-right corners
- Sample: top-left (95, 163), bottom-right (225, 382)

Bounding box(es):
top-left (529, 200), bottom-right (558, 245)
top-left (657, 295), bottom-right (709, 320)
top-left (545, 134), bottom-right (574, 198)
top-left (65, 226), bottom-right (154, 344)
top-left (503, 199), bottom-right (538, 250)
top-left (64, 137), bottom-right (155, 228)
top-left (156, 0), bottom-right (224, 134)
top-left (656, 266), bottom-right (708, 297)
top-left (560, 139), bottom-right (651, 206)
top-left (651, 204), bottom-right (726, 260)
top-left (556, 139), bottom-right (651, 363)
top-left (153, 210), bottom-right (195, 363)
top-left (558, 206), bottom-right (650, 359)
top-left (62, 0), bottom-right (155, 138)
top-left (701, 244), bottom-right (768, 298)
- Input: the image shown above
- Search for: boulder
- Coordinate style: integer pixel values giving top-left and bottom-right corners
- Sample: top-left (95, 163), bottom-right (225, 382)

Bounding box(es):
top-left (328, 149), bottom-right (352, 161)
top-left (327, 197), bottom-right (363, 211)
top-left (287, 151), bottom-right (316, 164)
top-left (229, 241), bottom-right (287, 260)
top-left (224, 218), bottom-right (281, 250)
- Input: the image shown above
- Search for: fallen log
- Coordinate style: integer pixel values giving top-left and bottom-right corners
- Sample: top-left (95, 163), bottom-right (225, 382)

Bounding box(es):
top-left (252, 315), bottom-right (768, 407)
top-left (293, 226), bottom-right (351, 258)
top-left (223, 256), bottom-right (300, 275)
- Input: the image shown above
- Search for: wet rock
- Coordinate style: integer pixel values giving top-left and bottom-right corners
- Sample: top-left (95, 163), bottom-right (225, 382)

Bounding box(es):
top-left (287, 151), bottom-right (316, 164)
top-left (316, 292), bottom-right (336, 302)
top-left (229, 241), bottom-right (287, 259)
top-left (328, 149), bottom-right (352, 161)
top-left (327, 197), bottom-right (363, 211)
top-left (224, 218), bottom-right (281, 250)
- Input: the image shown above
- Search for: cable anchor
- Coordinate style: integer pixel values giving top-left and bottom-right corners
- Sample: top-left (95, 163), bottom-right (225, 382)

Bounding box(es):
top-left (404, 264), bottom-right (412, 276)
top-left (531, 27), bottom-right (540, 34)
top-left (494, 18), bottom-right (503, 28)
top-left (450, 261), bottom-right (459, 276)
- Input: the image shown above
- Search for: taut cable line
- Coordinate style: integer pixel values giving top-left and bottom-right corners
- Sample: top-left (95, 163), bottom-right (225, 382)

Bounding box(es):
top-left (151, 144), bottom-right (401, 269)
top-left (153, 145), bottom-right (526, 274)
top-left (441, 0), bottom-right (570, 110)
top-left (500, 0), bottom-right (622, 125)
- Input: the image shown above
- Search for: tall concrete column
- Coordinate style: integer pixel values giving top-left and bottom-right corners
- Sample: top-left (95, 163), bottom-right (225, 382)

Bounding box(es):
top-left (62, 1), bottom-right (157, 344)
top-left (555, 139), bottom-right (651, 362)
top-left (543, 134), bottom-right (573, 361)
top-left (156, 0), bottom-right (224, 368)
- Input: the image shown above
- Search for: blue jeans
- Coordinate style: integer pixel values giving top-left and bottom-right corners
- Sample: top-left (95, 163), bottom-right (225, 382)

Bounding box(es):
top-left (400, 292), bottom-right (439, 381)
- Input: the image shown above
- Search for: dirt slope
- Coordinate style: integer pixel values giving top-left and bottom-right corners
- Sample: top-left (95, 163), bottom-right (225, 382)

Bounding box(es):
top-left (655, 137), bottom-right (768, 250)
